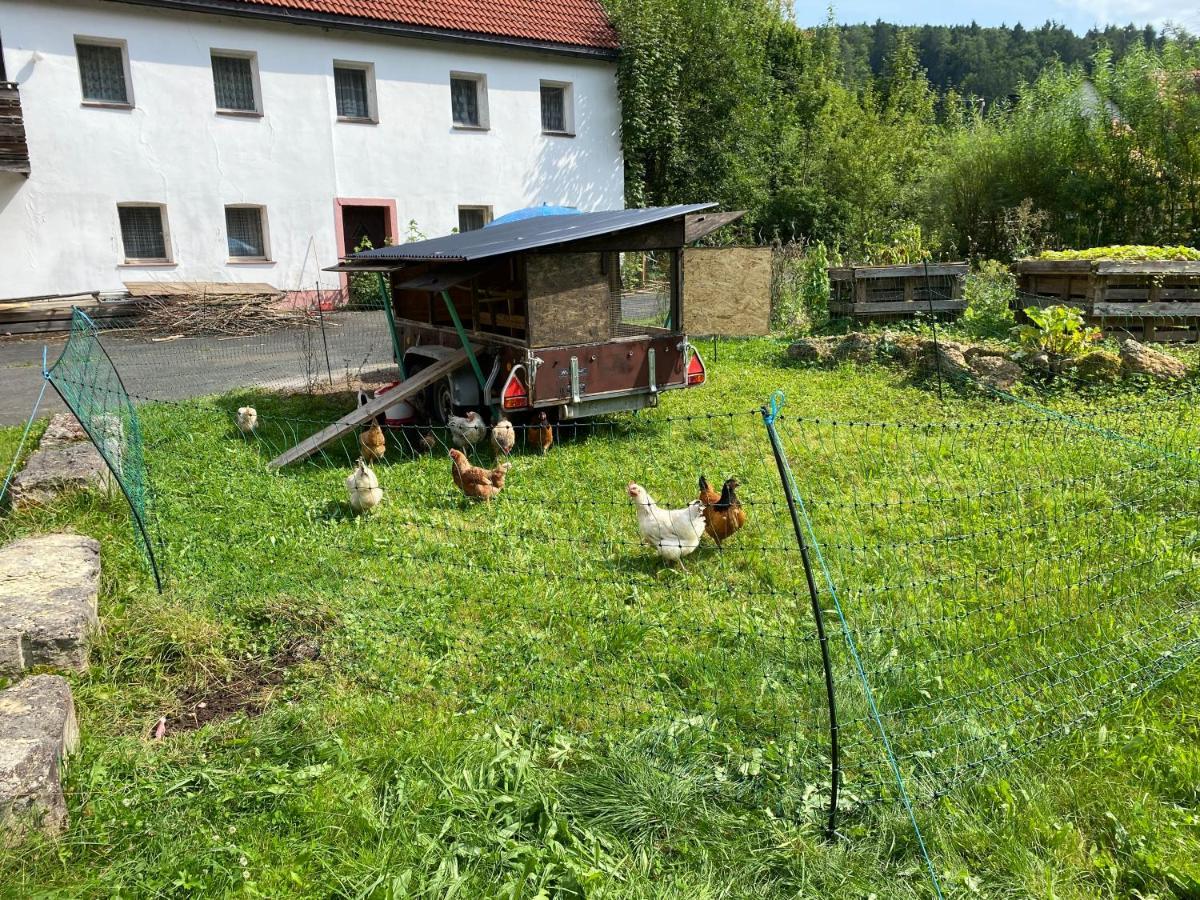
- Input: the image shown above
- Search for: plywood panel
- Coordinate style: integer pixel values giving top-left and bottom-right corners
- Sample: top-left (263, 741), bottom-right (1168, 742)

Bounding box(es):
top-left (682, 247), bottom-right (771, 336)
top-left (526, 252), bottom-right (611, 347)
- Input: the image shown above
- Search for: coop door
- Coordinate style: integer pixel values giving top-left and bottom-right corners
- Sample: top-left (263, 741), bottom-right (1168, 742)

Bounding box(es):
top-left (682, 247), bottom-right (772, 336)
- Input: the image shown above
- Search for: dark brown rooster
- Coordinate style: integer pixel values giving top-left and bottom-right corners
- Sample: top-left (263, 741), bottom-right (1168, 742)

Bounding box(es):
top-left (698, 475), bottom-right (747, 548)
top-left (528, 410), bottom-right (554, 455)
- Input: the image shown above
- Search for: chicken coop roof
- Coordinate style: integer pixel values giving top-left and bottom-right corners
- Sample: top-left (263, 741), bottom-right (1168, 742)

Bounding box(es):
top-left (338, 204), bottom-right (719, 267)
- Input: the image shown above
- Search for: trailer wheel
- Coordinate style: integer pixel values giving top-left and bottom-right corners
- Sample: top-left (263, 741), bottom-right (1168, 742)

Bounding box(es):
top-left (428, 377), bottom-right (456, 425)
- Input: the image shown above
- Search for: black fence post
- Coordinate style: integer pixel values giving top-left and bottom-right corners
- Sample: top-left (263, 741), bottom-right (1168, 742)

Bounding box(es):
top-left (761, 397), bottom-right (840, 837)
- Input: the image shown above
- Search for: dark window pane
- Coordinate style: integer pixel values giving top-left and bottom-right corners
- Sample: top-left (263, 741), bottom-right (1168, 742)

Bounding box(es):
top-left (335, 67), bottom-right (370, 118)
top-left (118, 207), bottom-right (167, 260)
top-left (226, 207), bottom-right (266, 257)
top-left (451, 77), bottom-right (479, 126)
top-left (212, 55), bottom-right (256, 111)
top-left (458, 208), bottom-right (487, 232)
top-left (78, 43), bottom-right (128, 104)
top-left (541, 85), bottom-right (565, 132)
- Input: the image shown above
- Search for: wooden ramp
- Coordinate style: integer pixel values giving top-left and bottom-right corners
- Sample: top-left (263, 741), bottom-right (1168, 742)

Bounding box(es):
top-left (268, 349), bottom-right (471, 469)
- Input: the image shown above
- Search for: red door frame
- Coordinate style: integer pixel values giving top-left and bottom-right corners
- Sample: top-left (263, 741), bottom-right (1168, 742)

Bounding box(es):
top-left (334, 197), bottom-right (399, 291)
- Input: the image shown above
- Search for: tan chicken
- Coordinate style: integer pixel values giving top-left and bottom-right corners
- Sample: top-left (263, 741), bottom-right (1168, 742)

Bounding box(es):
top-left (359, 417), bottom-right (386, 462)
top-left (528, 411), bottom-right (554, 455)
top-left (491, 417), bottom-right (516, 456)
top-left (346, 458), bottom-right (383, 514)
top-left (698, 475), bottom-right (747, 548)
top-left (449, 449), bottom-right (510, 501)
top-left (236, 406), bottom-right (257, 434)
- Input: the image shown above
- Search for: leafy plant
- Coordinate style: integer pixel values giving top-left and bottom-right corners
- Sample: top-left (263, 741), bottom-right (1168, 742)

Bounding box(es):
top-left (962, 260), bottom-right (1017, 338)
top-left (1012, 304), bottom-right (1101, 357)
top-left (348, 236), bottom-right (388, 310)
top-left (1038, 245), bottom-right (1200, 261)
top-left (771, 240), bottom-right (830, 333)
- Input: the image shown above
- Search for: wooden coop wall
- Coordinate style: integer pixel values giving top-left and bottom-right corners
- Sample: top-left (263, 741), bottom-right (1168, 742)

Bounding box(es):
top-left (682, 247), bottom-right (771, 336)
top-left (525, 252), bottom-right (612, 348)
top-left (828, 264), bottom-right (967, 320)
top-left (1014, 260), bottom-right (1200, 343)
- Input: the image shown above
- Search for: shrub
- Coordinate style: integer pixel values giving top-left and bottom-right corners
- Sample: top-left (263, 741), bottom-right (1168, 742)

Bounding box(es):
top-left (772, 241), bottom-right (830, 333)
top-left (961, 260), bottom-right (1017, 338)
top-left (1012, 304), bottom-right (1101, 358)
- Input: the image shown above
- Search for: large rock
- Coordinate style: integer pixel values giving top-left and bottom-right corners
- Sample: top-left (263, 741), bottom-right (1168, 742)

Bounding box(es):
top-left (0, 534), bottom-right (101, 676)
top-left (0, 675), bottom-right (79, 844)
top-left (7, 443), bottom-right (110, 510)
top-left (1119, 339), bottom-right (1189, 380)
top-left (38, 413), bottom-right (89, 450)
top-left (968, 354), bottom-right (1023, 391)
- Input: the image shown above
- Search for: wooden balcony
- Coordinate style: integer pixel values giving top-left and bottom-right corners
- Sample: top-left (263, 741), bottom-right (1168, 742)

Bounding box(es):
top-left (0, 82), bottom-right (30, 175)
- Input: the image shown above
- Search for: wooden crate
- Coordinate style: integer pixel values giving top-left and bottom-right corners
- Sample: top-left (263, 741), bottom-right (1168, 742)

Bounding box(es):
top-left (0, 82), bottom-right (30, 175)
top-left (1013, 259), bottom-right (1200, 343)
top-left (828, 263), bottom-right (967, 320)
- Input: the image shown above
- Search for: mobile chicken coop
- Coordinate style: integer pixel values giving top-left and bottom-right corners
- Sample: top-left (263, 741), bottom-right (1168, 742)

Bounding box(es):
top-left (270, 204), bottom-right (748, 468)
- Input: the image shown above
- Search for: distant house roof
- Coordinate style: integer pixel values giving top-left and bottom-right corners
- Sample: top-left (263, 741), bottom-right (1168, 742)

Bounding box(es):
top-left (337, 204), bottom-right (719, 265)
top-left (118, 0), bottom-right (620, 56)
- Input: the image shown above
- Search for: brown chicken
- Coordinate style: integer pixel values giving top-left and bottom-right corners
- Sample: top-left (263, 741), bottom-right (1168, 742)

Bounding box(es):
top-left (528, 410), bottom-right (554, 455)
top-left (359, 416), bottom-right (386, 462)
top-left (698, 475), bottom-right (747, 547)
top-left (449, 448), bottom-right (511, 501)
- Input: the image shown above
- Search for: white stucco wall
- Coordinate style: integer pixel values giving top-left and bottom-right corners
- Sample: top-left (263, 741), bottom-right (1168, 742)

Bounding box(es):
top-left (0, 0), bottom-right (625, 299)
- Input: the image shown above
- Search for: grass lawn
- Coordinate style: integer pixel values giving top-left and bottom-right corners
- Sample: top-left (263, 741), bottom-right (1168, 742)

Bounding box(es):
top-left (1, 336), bottom-right (1199, 898)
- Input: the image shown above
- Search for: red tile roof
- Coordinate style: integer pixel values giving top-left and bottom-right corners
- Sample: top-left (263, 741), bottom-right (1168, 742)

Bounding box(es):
top-left (220, 0), bottom-right (620, 51)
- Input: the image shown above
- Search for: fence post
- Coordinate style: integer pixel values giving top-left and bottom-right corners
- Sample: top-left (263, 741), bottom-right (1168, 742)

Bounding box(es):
top-left (760, 392), bottom-right (840, 837)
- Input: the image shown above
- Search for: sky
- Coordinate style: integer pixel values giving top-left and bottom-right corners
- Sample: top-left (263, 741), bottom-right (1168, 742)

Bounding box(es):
top-left (796, 0), bottom-right (1199, 33)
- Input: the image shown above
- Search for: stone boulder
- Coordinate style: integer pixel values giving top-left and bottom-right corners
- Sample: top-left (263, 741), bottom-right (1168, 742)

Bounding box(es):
top-left (38, 413), bottom-right (89, 450)
top-left (1071, 349), bottom-right (1123, 380)
top-left (8, 442), bottom-right (110, 510)
top-left (1118, 339), bottom-right (1189, 380)
top-left (0, 675), bottom-right (79, 844)
top-left (968, 354), bottom-right (1023, 391)
top-left (0, 534), bottom-right (101, 676)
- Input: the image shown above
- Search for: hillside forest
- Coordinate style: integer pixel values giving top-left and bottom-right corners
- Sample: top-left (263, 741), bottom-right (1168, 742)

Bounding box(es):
top-left (602, 1), bottom-right (1200, 264)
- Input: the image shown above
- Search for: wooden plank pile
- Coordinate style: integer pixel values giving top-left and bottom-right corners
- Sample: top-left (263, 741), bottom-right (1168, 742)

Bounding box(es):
top-left (1013, 259), bottom-right (1200, 342)
top-left (828, 263), bottom-right (967, 320)
top-left (0, 294), bottom-right (143, 336)
top-left (0, 82), bottom-right (30, 174)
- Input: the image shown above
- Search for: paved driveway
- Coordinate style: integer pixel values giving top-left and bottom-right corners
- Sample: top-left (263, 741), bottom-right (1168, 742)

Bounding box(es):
top-left (0, 312), bottom-right (396, 425)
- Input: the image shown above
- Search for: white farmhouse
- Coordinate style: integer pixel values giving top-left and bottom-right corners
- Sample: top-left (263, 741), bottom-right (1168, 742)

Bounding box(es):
top-left (0, 0), bottom-right (625, 301)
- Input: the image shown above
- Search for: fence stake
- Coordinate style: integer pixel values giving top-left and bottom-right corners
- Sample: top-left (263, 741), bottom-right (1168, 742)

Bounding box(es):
top-left (314, 282), bottom-right (334, 387)
top-left (761, 393), bottom-right (840, 837)
top-left (924, 258), bottom-right (944, 402)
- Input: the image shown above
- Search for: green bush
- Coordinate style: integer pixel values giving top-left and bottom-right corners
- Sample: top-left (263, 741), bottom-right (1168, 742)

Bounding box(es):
top-left (1013, 304), bottom-right (1101, 357)
top-left (961, 260), bottom-right (1016, 338)
top-left (771, 241), bottom-right (830, 333)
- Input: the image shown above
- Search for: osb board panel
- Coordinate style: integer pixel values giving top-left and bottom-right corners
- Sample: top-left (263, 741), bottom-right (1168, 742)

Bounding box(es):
top-left (683, 247), bottom-right (771, 336)
top-left (526, 252), bottom-right (611, 347)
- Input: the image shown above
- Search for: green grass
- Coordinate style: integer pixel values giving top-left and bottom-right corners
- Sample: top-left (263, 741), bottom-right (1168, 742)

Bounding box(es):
top-left (2, 337), bottom-right (1199, 898)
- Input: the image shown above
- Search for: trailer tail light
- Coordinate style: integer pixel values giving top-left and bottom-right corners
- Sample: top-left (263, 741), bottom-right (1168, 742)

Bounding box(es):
top-left (687, 349), bottom-right (706, 386)
top-left (501, 369), bottom-right (530, 410)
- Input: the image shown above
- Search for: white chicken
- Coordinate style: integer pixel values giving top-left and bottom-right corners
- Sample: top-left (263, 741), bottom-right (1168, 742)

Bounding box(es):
top-left (626, 482), bottom-right (707, 570)
top-left (490, 417), bottom-right (516, 456)
top-left (447, 410), bottom-right (487, 450)
top-left (236, 406), bottom-right (257, 434)
top-left (345, 457), bottom-right (383, 514)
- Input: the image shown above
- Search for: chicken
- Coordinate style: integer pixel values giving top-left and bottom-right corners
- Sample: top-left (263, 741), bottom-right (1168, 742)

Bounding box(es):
top-left (359, 418), bottom-right (386, 462)
top-left (418, 430), bottom-right (437, 453)
top-left (346, 457), bottom-right (383, 514)
top-left (448, 411), bottom-right (487, 450)
top-left (626, 482), bottom-right (707, 570)
top-left (449, 448), bottom-right (510, 501)
top-left (236, 406), bottom-right (257, 434)
top-left (491, 417), bottom-right (516, 456)
top-left (698, 475), bottom-right (747, 548)
top-left (528, 410), bottom-right (554, 455)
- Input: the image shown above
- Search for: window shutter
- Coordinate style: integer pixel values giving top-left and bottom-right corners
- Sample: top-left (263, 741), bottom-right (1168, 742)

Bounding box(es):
top-left (78, 43), bottom-right (128, 104)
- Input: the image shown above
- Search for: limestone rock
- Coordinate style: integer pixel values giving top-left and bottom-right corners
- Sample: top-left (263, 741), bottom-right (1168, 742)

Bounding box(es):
top-left (0, 675), bottom-right (78, 844)
top-left (1071, 349), bottom-right (1123, 380)
top-left (38, 414), bottom-right (88, 450)
top-left (8, 443), bottom-right (110, 510)
top-left (786, 337), bottom-right (836, 363)
top-left (968, 354), bottom-right (1023, 391)
top-left (1118, 339), bottom-right (1189, 380)
top-left (0, 534), bottom-right (101, 676)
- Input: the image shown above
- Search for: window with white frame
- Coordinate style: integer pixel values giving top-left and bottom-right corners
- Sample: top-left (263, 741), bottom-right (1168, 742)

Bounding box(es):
top-left (540, 81), bottom-right (573, 134)
top-left (334, 62), bottom-right (376, 121)
top-left (211, 51), bottom-right (261, 114)
top-left (76, 38), bottom-right (131, 105)
top-left (450, 73), bottom-right (487, 128)
top-left (457, 206), bottom-right (492, 233)
top-left (117, 204), bottom-right (170, 263)
top-left (225, 205), bottom-right (269, 260)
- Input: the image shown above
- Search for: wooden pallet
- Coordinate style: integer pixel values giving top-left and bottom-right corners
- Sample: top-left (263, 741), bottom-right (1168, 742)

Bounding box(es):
top-left (828, 263), bottom-right (967, 319)
top-left (0, 294), bottom-right (146, 335)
